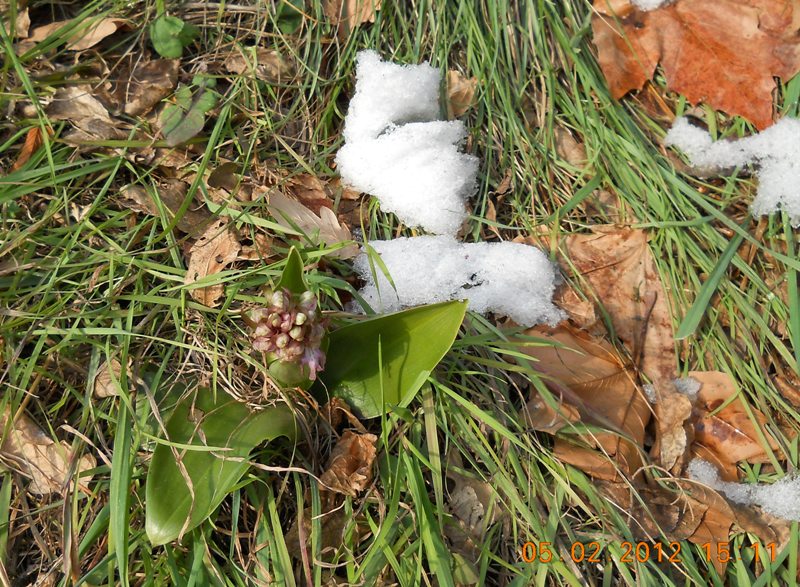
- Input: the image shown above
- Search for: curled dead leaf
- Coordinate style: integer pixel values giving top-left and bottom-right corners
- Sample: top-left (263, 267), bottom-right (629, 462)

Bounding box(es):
top-left (120, 180), bottom-right (211, 235)
top-left (446, 70), bottom-right (477, 118)
top-left (319, 430), bottom-right (377, 496)
top-left (689, 371), bottom-right (784, 470)
top-left (184, 218), bottom-right (241, 307)
top-left (9, 127), bottom-right (44, 172)
top-left (0, 407), bottom-right (95, 495)
top-left (554, 126), bottom-right (587, 168)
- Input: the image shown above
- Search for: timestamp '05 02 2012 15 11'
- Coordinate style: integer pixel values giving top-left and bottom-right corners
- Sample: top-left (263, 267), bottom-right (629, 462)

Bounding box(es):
top-left (520, 541), bottom-right (777, 564)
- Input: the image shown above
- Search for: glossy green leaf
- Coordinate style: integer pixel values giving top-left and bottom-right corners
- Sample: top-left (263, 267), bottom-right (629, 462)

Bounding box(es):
top-left (276, 246), bottom-right (307, 295)
top-left (318, 301), bottom-right (467, 418)
top-left (145, 390), bottom-right (297, 546)
top-left (149, 15), bottom-right (198, 59)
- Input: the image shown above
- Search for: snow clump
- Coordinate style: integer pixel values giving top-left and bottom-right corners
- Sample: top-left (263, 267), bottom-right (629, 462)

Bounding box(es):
top-left (335, 50), bottom-right (479, 236)
top-left (666, 117), bottom-right (800, 224)
top-left (688, 458), bottom-right (800, 521)
top-left (353, 236), bottom-right (565, 327)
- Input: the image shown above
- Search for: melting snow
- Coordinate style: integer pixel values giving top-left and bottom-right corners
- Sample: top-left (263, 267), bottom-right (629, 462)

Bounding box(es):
top-left (353, 236), bottom-right (564, 327)
top-left (335, 50), bottom-right (478, 236)
top-left (666, 117), bottom-right (800, 224)
top-left (688, 458), bottom-right (800, 521)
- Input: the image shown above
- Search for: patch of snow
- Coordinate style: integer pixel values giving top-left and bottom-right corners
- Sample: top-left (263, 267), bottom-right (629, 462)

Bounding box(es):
top-left (665, 117), bottom-right (800, 224)
top-left (632, 0), bottom-right (672, 10)
top-left (335, 50), bottom-right (478, 235)
top-left (340, 50), bottom-right (441, 144)
top-left (642, 383), bottom-right (657, 404)
top-left (688, 458), bottom-right (800, 521)
top-left (353, 236), bottom-right (565, 327)
top-left (674, 376), bottom-right (701, 401)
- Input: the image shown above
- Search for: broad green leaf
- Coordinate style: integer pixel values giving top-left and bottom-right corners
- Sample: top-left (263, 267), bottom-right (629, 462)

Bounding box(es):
top-left (145, 390), bottom-right (297, 545)
top-left (149, 15), bottom-right (198, 59)
top-left (318, 301), bottom-right (467, 418)
top-left (160, 77), bottom-right (217, 147)
top-left (276, 246), bottom-right (307, 295)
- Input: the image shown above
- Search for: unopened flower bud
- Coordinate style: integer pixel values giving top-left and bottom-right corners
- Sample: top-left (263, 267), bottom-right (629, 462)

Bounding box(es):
top-left (289, 326), bottom-right (304, 341)
top-left (295, 312), bottom-right (307, 325)
top-left (276, 333), bottom-right (289, 348)
top-left (271, 290), bottom-right (286, 310)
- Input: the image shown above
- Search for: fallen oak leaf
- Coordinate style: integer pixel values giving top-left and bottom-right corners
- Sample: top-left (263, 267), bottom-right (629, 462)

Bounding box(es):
top-left (0, 407), bottom-right (95, 495)
top-left (285, 173), bottom-right (337, 215)
top-left (522, 323), bottom-right (651, 480)
top-left (2, 7), bottom-right (30, 38)
top-left (184, 218), bottom-right (241, 307)
top-left (120, 180), bottom-right (211, 235)
top-left (591, 0), bottom-right (800, 129)
top-left (266, 190), bottom-right (359, 259)
top-left (46, 85), bottom-right (125, 142)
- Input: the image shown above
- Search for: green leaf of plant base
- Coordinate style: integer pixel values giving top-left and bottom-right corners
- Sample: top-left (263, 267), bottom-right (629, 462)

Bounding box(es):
top-left (276, 246), bottom-right (307, 295)
top-left (318, 301), bottom-right (467, 418)
top-left (145, 391), bottom-right (297, 546)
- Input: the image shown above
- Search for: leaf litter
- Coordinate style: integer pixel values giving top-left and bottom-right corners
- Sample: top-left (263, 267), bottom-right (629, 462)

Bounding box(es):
top-left (592, 0), bottom-right (800, 129)
top-left (184, 218), bottom-right (241, 307)
top-left (0, 407), bottom-right (95, 495)
top-left (516, 221), bottom-right (799, 563)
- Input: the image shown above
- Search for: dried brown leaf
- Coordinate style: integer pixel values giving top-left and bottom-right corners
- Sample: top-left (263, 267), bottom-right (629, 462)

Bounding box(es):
top-left (122, 59), bottom-right (180, 117)
top-left (94, 359), bottom-right (124, 398)
top-left (523, 324), bottom-right (651, 480)
top-left (184, 218), bottom-right (241, 307)
top-left (323, 0), bottom-right (381, 37)
top-left (0, 407), bottom-right (95, 495)
top-left (223, 48), bottom-right (293, 83)
top-left (237, 233), bottom-right (272, 261)
top-left (319, 430), bottom-right (377, 496)
top-left (9, 127), bottom-right (43, 172)
top-left (3, 7), bottom-right (30, 38)
top-left (521, 388), bottom-right (580, 434)
top-left (46, 85), bottom-right (124, 141)
top-left (266, 190), bottom-right (359, 259)
top-left (591, 0), bottom-right (800, 129)
top-left (446, 70), bottom-right (477, 118)
top-left (29, 17), bottom-right (126, 51)
top-left (690, 371), bottom-right (784, 469)
top-left (120, 181), bottom-right (211, 234)
top-left (554, 126), bottom-right (587, 167)
top-left (563, 226), bottom-right (690, 471)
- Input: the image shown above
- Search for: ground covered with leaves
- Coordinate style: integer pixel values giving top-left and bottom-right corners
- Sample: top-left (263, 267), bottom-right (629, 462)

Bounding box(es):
top-left (3, 0), bottom-right (800, 585)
